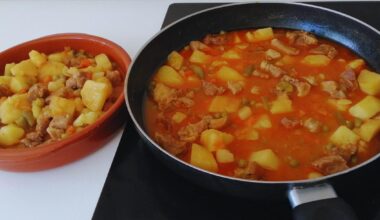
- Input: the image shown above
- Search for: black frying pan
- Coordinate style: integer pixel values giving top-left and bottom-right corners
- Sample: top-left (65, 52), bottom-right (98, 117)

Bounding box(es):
top-left (126, 3), bottom-right (380, 220)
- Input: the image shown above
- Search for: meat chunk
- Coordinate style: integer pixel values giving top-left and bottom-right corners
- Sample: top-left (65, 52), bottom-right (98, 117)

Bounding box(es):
top-left (47, 116), bottom-right (70, 140)
top-left (177, 116), bottom-right (212, 142)
top-left (105, 70), bottom-right (122, 86)
top-left (155, 132), bottom-right (187, 156)
top-left (281, 117), bottom-right (300, 129)
top-left (209, 114), bottom-right (228, 129)
top-left (203, 33), bottom-right (227, 45)
top-left (0, 85), bottom-right (12, 97)
top-left (265, 49), bottom-right (281, 60)
top-left (202, 80), bottom-right (226, 96)
top-left (227, 81), bottom-right (244, 95)
top-left (303, 118), bottom-right (321, 133)
top-left (281, 75), bottom-right (311, 97)
top-left (234, 161), bottom-right (259, 180)
top-left (320, 81), bottom-right (346, 99)
top-left (53, 87), bottom-right (74, 98)
top-left (36, 112), bottom-right (52, 135)
top-left (328, 144), bottom-right (357, 161)
top-left (286, 31), bottom-right (318, 46)
top-left (27, 83), bottom-right (48, 101)
top-left (260, 61), bottom-right (286, 77)
top-left (152, 83), bottom-right (194, 110)
top-left (66, 72), bottom-right (86, 90)
top-left (310, 44), bottom-right (338, 59)
top-left (339, 69), bottom-right (358, 92)
top-left (312, 155), bottom-right (349, 175)
top-left (20, 132), bottom-right (45, 148)
top-left (271, 39), bottom-right (300, 55)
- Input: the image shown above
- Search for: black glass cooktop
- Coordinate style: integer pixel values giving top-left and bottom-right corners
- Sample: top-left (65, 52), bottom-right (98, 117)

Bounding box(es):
top-left (93, 2), bottom-right (380, 220)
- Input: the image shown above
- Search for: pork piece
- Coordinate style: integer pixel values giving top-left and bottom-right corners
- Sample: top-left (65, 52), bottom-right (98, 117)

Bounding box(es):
top-left (320, 81), bottom-right (346, 99)
top-left (36, 112), bottom-right (52, 135)
top-left (155, 132), bottom-right (187, 156)
top-left (303, 118), bottom-right (321, 133)
top-left (66, 72), bottom-right (86, 89)
top-left (202, 80), bottom-right (226, 96)
top-left (281, 117), bottom-right (300, 129)
top-left (260, 61), bottom-right (286, 78)
top-left (286, 31), bottom-right (318, 46)
top-left (27, 83), bottom-right (48, 101)
top-left (339, 69), bottom-right (358, 92)
top-left (0, 85), bottom-right (12, 97)
top-left (252, 70), bottom-right (270, 79)
top-left (105, 70), bottom-right (122, 86)
top-left (20, 132), bottom-right (45, 148)
top-left (47, 116), bottom-right (70, 140)
top-left (152, 83), bottom-right (194, 110)
top-left (271, 39), bottom-right (300, 55)
top-left (203, 33), bottom-right (227, 45)
top-left (234, 161), bottom-right (259, 180)
top-left (227, 81), bottom-right (244, 95)
top-left (312, 155), bottom-right (349, 175)
top-left (281, 75), bottom-right (311, 97)
top-left (265, 49), bottom-right (281, 60)
top-left (53, 87), bottom-right (74, 98)
top-left (178, 116), bottom-right (212, 142)
top-left (328, 144), bottom-right (357, 161)
top-left (310, 44), bottom-right (338, 59)
top-left (209, 114), bottom-right (228, 129)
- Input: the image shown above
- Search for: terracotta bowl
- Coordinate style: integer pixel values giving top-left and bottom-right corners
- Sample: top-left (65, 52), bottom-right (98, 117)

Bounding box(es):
top-left (0, 33), bottom-right (131, 172)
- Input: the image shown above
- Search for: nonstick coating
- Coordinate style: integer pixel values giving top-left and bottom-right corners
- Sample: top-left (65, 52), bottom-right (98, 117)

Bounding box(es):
top-left (126, 2), bottom-right (380, 199)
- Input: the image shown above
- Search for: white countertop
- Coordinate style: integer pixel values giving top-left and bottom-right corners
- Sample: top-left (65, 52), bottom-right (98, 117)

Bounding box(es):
top-left (0, 0), bottom-right (366, 219)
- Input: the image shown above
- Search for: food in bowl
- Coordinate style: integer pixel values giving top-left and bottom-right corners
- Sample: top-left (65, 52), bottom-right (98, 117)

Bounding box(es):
top-left (144, 27), bottom-right (380, 181)
top-left (0, 47), bottom-right (122, 148)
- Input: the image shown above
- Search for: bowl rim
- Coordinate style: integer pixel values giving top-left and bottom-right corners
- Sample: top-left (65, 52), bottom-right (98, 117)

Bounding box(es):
top-left (0, 33), bottom-right (131, 161)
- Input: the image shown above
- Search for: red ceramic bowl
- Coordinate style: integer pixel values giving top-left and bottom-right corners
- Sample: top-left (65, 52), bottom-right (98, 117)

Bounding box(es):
top-left (0, 33), bottom-right (131, 171)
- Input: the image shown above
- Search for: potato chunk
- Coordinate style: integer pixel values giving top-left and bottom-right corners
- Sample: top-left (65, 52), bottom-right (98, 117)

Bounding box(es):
top-left (216, 66), bottom-right (245, 82)
top-left (349, 95), bottom-right (380, 119)
top-left (0, 94), bottom-right (30, 124)
top-left (208, 96), bottom-right (240, 112)
top-left (270, 94), bottom-right (293, 114)
top-left (216, 149), bottom-right (235, 163)
top-left (301, 55), bottom-right (331, 67)
top-left (167, 51), bottom-right (183, 70)
top-left (0, 76), bottom-right (12, 87)
top-left (0, 124), bottom-right (25, 146)
top-left (330, 125), bottom-right (360, 146)
top-left (189, 50), bottom-right (211, 64)
top-left (249, 149), bottom-right (279, 170)
top-left (10, 60), bottom-right (38, 77)
top-left (246, 27), bottom-right (274, 42)
top-left (200, 129), bottom-right (234, 152)
top-left (357, 119), bottom-right (380, 142)
top-left (155, 65), bottom-right (184, 88)
top-left (327, 99), bottom-right (352, 111)
top-left (81, 80), bottom-right (111, 112)
top-left (95, 53), bottom-right (112, 71)
top-left (172, 112), bottom-right (187, 124)
top-left (347, 59), bottom-right (365, 72)
top-left (254, 114), bottom-right (272, 129)
top-left (357, 69), bottom-right (380, 95)
top-left (238, 106), bottom-right (252, 120)
top-left (4, 63), bottom-right (16, 76)
top-left (221, 50), bottom-right (241, 59)
top-left (190, 143), bottom-right (218, 172)
top-left (49, 96), bottom-right (76, 118)
top-left (73, 111), bottom-right (102, 127)
top-left (29, 50), bottom-right (47, 67)
top-left (39, 61), bottom-right (67, 81)
top-left (10, 76), bottom-right (31, 93)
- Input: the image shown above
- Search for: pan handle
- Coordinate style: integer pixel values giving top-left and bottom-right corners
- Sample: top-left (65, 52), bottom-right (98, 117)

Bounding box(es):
top-left (288, 183), bottom-right (358, 220)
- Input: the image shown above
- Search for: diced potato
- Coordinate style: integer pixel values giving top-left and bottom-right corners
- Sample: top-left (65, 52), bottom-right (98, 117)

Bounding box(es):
top-left (200, 129), bottom-right (234, 152)
top-left (172, 112), bottom-right (187, 124)
top-left (236, 127), bottom-right (259, 141)
top-left (270, 94), bottom-right (293, 114)
top-left (29, 50), bottom-right (47, 67)
top-left (32, 98), bottom-right (44, 119)
top-left (357, 119), bottom-right (380, 142)
top-left (208, 96), bottom-right (240, 112)
top-left (221, 50), bottom-right (241, 59)
top-left (249, 149), bottom-right (279, 170)
top-left (10, 76), bottom-right (31, 93)
top-left (349, 95), bottom-right (380, 119)
top-left (0, 124), bottom-right (25, 146)
top-left (347, 59), bottom-right (365, 71)
top-left (92, 72), bottom-right (105, 80)
top-left (95, 76), bottom-right (113, 97)
top-left (10, 60), bottom-right (38, 77)
top-left (238, 106), bottom-right (252, 120)
top-left (330, 125), bottom-right (360, 146)
top-left (15, 111), bottom-right (35, 128)
top-left (167, 51), bottom-right (184, 70)
top-left (74, 97), bottom-right (84, 112)
top-left (73, 111), bottom-right (102, 127)
top-left (95, 53), bottom-right (112, 71)
top-left (190, 143), bottom-right (218, 172)
top-left (357, 69), bottom-right (380, 95)
top-left (216, 66), bottom-right (245, 82)
top-left (276, 55), bottom-right (296, 66)
top-left (0, 94), bottom-right (30, 124)
top-left (308, 172), bottom-right (323, 179)
top-left (216, 149), bottom-right (235, 163)
top-left (246, 27), bottom-right (274, 42)
top-left (155, 65), bottom-right (184, 88)
top-left (327, 99), bottom-right (352, 111)
top-left (301, 55), bottom-right (331, 67)
top-left (81, 80), bottom-right (111, 112)
top-left (254, 114), bottom-right (272, 129)
top-left (233, 35), bottom-right (242, 44)
top-left (189, 50), bottom-right (211, 64)
top-left (4, 63), bottom-right (15, 76)
top-left (48, 50), bottom-right (73, 63)
top-left (49, 96), bottom-right (76, 118)
top-left (39, 61), bottom-right (67, 81)
top-left (48, 80), bottom-right (65, 92)
top-left (0, 76), bottom-right (12, 87)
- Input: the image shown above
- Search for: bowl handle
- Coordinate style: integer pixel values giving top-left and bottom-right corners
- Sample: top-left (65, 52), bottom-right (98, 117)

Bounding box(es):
top-left (288, 183), bottom-right (358, 220)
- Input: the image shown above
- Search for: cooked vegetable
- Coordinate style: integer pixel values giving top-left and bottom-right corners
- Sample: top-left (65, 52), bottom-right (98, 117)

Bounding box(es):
top-left (155, 65), bottom-right (184, 87)
top-left (301, 55), bottom-right (331, 67)
top-left (189, 50), bottom-right (211, 64)
top-left (200, 129), bottom-right (234, 152)
top-left (254, 114), bottom-right (272, 129)
top-left (208, 96), bottom-right (240, 112)
top-left (270, 94), bottom-right (293, 114)
top-left (357, 119), bottom-right (380, 142)
top-left (167, 51), bottom-right (184, 70)
top-left (249, 149), bottom-right (280, 170)
top-left (0, 124), bottom-right (25, 146)
top-left (330, 126), bottom-right (360, 146)
top-left (349, 95), bottom-right (380, 119)
top-left (216, 149), bottom-right (235, 163)
top-left (246, 27), bottom-right (274, 42)
top-left (81, 80), bottom-right (112, 112)
top-left (216, 66), bottom-right (245, 82)
top-left (190, 143), bottom-right (218, 172)
top-left (357, 69), bottom-right (380, 95)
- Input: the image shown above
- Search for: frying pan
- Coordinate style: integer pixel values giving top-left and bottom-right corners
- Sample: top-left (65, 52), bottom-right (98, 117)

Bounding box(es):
top-left (126, 2), bottom-right (380, 220)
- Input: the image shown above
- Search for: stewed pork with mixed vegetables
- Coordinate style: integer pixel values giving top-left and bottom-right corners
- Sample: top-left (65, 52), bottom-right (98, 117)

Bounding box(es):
top-left (145, 27), bottom-right (380, 181)
top-left (0, 48), bottom-right (122, 148)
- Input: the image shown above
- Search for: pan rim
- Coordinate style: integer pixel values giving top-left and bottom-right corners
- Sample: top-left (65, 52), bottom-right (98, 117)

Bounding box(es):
top-left (125, 1), bottom-right (380, 185)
